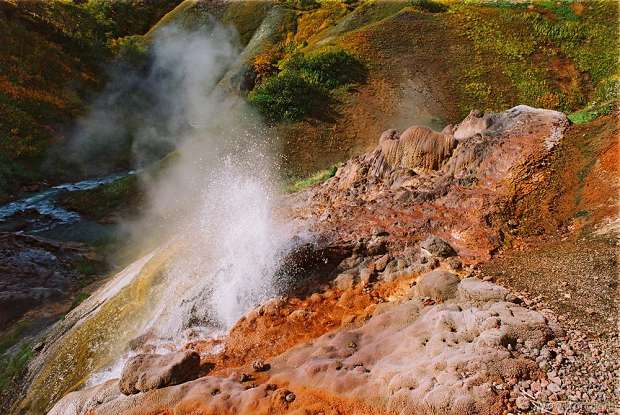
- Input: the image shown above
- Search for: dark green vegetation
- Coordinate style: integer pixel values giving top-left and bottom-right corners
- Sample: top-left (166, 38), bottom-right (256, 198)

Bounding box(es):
top-left (58, 175), bottom-right (141, 221)
top-left (281, 49), bottom-right (366, 89)
top-left (0, 321), bottom-right (33, 393)
top-left (249, 70), bottom-right (328, 122)
top-left (0, 321), bottom-right (31, 357)
top-left (0, 345), bottom-right (32, 392)
top-left (249, 49), bottom-right (366, 122)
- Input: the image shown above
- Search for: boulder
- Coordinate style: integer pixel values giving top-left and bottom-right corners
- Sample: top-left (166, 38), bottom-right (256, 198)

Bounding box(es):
top-left (420, 236), bottom-right (456, 258)
top-left (119, 351), bottom-right (201, 395)
top-left (416, 270), bottom-right (460, 301)
top-left (457, 278), bottom-right (509, 302)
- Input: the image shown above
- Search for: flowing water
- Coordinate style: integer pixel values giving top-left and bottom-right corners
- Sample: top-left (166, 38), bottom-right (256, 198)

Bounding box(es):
top-left (0, 171), bottom-right (133, 233)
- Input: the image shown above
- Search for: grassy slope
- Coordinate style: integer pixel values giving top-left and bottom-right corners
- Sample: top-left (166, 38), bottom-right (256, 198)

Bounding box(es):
top-left (3, 0), bottom-right (616, 199)
top-left (157, 0), bottom-right (616, 177)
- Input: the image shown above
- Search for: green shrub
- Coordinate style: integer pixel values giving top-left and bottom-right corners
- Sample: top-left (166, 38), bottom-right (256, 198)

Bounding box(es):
top-left (248, 70), bottom-right (328, 122)
top-left (411, 0), bottom-right (448, 13)
top-left (58, 175), bottom-right (139, 220)
top-left (108, 35), bottom-right (149, 66)
top-left (595, 78), bottom-right (619, 103)
top-left (0, 321), bottom-right (32, 356)
top-left (282, 0), bottom-right (320, 11)
top-left (281, 49), bottom-right (367, 89)
top-left (249, 48), bottom-right (365, 122)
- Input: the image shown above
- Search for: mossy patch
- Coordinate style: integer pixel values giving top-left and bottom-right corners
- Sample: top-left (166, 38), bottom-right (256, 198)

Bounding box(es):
top-left (568, 102), bottom-right (615, 124)
top-left (57, 175), bottom-right (141, 221)
top-left (280, 48), bottom-right (367, 88)
top-left (285, 164), bottom-right (339, 193)
top-left (0, 321), bottom-right (32, 356)
top-left (0, 344), bottom-right (32, 393)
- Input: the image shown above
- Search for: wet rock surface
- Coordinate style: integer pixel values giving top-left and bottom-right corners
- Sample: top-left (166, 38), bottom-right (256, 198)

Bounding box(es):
top-left (49, 278), bottom-right (558, 415)
top-left (0, 232), bottom-right (97, 328)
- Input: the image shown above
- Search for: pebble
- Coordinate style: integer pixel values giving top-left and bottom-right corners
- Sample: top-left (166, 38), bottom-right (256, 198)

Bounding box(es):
top-left (252, 360), bottom-right (271, 372)
top-left (515, 396), bottom-right (530, 411)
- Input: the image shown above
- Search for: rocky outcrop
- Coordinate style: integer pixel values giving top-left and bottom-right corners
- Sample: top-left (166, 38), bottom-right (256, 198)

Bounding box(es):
top-left (119, 351), bottom-right (201, 395)
top-left (42, 106), bottom-right (577, 415)
top-left (297, 105), bottom-right (569, 261)
top-left (49, 278), bottom-right (557, 415)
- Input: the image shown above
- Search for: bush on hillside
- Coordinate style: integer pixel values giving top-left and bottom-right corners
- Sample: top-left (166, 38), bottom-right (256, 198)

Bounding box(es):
top-left (248, 70), bottom-right (327, 122)
top-left (281, 49), bottom-right (367, 88)
top-left (411, 0), bottom-right (448, 13)
top-left (108, 35), bottom-right (149, 66)
top-left (249, 48), bottom-right (365, 122)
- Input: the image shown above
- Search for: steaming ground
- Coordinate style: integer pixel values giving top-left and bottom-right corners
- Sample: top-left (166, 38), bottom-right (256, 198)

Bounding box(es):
top-left (81, 23), bottom-right (306, 385)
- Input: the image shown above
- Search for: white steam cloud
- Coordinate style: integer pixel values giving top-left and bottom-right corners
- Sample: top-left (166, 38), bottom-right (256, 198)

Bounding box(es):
top-left (134, 23), bottom-right (303, 338)
top-left (75, 18), bottom-right (307, 376)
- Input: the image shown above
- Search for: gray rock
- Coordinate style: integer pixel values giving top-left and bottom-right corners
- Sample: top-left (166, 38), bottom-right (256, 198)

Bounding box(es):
top-left (515, 396), bottom-right (531, 410)
top-left (415, 270), bottom-right (460, 301)
top-left (420, 236), bottom-right (456, 258)
top-left (119, 351), bottom-right (201, 395)
top-left (457, 278), bottom-right (509, 302)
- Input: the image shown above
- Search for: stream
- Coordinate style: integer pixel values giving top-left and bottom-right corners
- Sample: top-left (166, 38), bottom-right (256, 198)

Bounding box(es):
top-left (0, 171), bottom-right (134, 238)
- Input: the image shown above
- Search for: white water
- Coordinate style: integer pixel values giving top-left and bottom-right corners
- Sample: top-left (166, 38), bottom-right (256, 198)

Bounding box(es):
top-left (147, 161), bottom-right (300, 336)
top-left (80, 23), bottom-right (309, 387)
top-left (85, 161), bottom-right (306, 386)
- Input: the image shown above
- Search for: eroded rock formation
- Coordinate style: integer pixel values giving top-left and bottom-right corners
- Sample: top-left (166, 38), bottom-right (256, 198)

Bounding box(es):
top-left (47, 106), bottom-right (582, 415)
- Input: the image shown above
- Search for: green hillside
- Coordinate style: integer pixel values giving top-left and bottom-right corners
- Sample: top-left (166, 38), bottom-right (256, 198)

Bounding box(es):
top-left (0, 0), bottom-right (617, 199)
